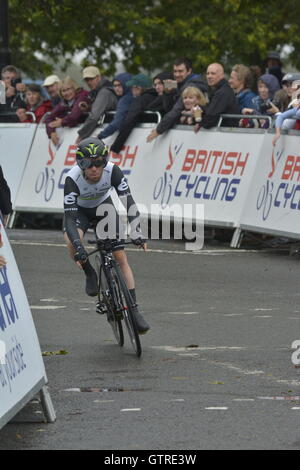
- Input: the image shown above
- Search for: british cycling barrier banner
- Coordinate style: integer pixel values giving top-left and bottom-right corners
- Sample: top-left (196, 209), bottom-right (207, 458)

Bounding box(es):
top-left (109, 126), bottom-right (265, 227)
top-left (0, 123), bottom-right (37, 206)
top-left (0, 223), bottom-right (55, 429)
top-left (238, 132), bottom-right (300, 240)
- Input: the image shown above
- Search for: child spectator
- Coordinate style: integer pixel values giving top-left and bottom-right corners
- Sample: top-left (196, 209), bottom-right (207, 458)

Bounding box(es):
top-left (180, 86), bottom-right (207, 125)
top-left (16, 84), bottom-right (52, 123)
top-left (45, 76), bottom-right (89, 146)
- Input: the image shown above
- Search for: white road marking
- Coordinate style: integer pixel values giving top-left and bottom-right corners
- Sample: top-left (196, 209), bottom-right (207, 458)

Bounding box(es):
top-left (167, 311), bottom-right (200, 315)
top-left (233, 399), bottom-right (255, 402)
top-left (30, 305), bottom-right (66, 310)
top-left (205, 407), bottom-right (228, 410)
top-left (151, 345), bottom-right (246, 353)
top-left (120, 408), bottom-right (141, 412)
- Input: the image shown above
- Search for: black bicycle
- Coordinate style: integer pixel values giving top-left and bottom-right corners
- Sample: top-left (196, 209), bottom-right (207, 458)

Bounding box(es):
top-left (87, 238), bottom-right (142, 357)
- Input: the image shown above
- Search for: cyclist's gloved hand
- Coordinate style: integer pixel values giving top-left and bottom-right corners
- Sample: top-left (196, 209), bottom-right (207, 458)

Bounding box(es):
top-left (73, 240), bottom-right (88, 263)
top-left (131, 236), bottom-right (147, 246)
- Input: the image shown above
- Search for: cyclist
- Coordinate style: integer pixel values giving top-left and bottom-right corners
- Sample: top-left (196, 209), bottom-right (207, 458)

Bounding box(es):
top-left (63, 137), bottom-right (150, 334)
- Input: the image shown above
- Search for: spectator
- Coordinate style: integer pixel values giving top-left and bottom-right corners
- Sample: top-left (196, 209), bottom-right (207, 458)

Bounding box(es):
top-left (272, 80), bottom-right (300, 146)
top-left (242, 74), bottom-right (281, 127)
top-left (16, 83), bottom-right (52, 123)
top-left (146, 71), bottom-right (174, 114)
top-left (45, 76), bottom-right (89, 146)
top-left (273, 72), bottom-right (300, 114)
top-left (228, 64), bottom-right (257, 112)
top-left (97, 72), bottom-right (133, 140)
top-left (1, 64), bottom-right (26, 111)
top-left (146, 57), bottom-right (208, 142)
top-left (110, 73), bottom-right (157, 154)
top-left (180, 86), bottom-right (207, 125)
top-left (43, 74), bottom-right (61, 106)
top-left (265, 51), bottom-right (284, 85)
top-left (195, 62), bottom-right (240, 130)
top-left (0, 165), bottom-right (12, 226)
top-left (76, 65), bottom-right (117, 143)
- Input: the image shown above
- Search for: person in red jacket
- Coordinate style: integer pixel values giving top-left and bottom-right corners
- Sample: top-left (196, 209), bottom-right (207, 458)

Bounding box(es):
top-left (45, 76), bottom-right (89, 146)
top-left (16, 83), bottom-right (52, 123)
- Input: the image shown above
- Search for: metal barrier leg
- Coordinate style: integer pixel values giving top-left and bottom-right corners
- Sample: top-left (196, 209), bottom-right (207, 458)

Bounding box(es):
top-left (230, 228), bottom-right (244, 248)
top-left (39, 386), bottom-right (56, 423)
top-left (6, 211), bottom-right (16, 229)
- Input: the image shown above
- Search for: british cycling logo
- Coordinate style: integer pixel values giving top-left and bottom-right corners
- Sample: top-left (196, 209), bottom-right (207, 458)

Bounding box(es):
top-left (256, 147), bottom-right (284, 221)
top-left (153, 143), bottom-right (183, 208)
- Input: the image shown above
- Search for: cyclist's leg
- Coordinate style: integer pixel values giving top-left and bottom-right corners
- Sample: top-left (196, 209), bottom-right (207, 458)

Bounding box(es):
top-left (63, 211), bottom-right (98, 296)
top-left (113, 247), bottom-right (150, 334)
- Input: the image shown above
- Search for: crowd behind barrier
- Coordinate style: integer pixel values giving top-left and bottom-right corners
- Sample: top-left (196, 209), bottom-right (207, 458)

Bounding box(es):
top-left (1, 53), bottom-right (300, 245)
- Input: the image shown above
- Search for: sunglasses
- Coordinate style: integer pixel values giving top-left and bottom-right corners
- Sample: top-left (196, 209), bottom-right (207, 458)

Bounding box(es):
top-left (79, 158), bottom-right (105, 170)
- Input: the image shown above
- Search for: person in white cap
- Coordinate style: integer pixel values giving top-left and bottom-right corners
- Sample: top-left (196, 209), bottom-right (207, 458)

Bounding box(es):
top-left (43, 75), bottom-right (61, 106)
top-left (76, 65), bottom-right (117, 143)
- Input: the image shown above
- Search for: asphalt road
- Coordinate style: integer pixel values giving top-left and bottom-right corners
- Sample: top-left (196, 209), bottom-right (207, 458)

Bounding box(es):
top-left (1, 228), bottom-right (300, 450)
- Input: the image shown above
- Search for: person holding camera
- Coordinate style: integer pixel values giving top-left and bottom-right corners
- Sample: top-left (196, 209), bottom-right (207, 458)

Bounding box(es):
top-left (242, 73), bottom-right (280, 128)
top-left (1, 65), bottom-right (26, 111)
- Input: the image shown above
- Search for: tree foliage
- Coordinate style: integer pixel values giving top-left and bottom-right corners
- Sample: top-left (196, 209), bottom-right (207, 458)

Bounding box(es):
top-left (6, 0), bottom-right (300, 78)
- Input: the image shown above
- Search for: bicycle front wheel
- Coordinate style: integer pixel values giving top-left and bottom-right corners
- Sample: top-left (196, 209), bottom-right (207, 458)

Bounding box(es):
top-left (112, 263), bottom-right (142, 357)
top-left (96, 255), bottom-right (124, 347)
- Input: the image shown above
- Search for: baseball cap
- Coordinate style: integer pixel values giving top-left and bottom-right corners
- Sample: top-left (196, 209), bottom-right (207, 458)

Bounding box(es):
top-left (43, 75), bottom-right (60, 87)
top-left (82, 66), bottom-right (100, 79)
top-left (126, 73), bottom-right (152, 89)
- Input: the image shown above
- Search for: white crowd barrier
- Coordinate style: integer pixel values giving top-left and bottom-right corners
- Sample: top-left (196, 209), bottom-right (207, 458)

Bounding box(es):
top-left (0, 119), bottom-right (299, 243)
top-left (0, 223), bottom-right (55, 429)
top-left (237, 133), bottom-right (300, 241)
top-left (0, 123), bottom-right (37, 205)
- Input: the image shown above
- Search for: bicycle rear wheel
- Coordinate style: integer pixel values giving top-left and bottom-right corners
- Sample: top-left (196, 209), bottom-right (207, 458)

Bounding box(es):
top-left (112, 263), bottom-right (142, 357)
top-left (96, 255), bottom-right (124, 347)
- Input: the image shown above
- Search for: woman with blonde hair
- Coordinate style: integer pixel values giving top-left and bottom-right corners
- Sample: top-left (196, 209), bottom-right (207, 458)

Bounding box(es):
top-left (45, 76), bottom-right (89, 146)
top-left (180, 86), bottom-right (208, 125)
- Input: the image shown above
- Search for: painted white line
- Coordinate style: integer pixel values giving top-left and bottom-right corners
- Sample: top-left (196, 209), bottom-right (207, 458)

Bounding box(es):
top-left (40, 298), bottom-right (58, 302)
top-left (62, 388), bottom-right (81, 392)
top-left (168, 311), bottom-right (200, 315)
top-left (30, 305), bottom-right (66, 310)
top-left (254, 315), bottom-right (272, 318)
top-left (224, 313), bottom-right (243, 316)
top-left (120, 408), bottom-right (141, 412)
top-left (216, 362), bottom-right (265, 376)
top-left (205, 407), bottom-right (228, 410)
top-left (151, 345), bottom-right (246, 353)
top-left (253, 308), bottom-right (273, 311)
top-left (291, 407), bottom-right (300, 410)
top-left (169, 399), bottom-right (185, 402)
top-left (233, 399), bottom-right (255, 402)
top-left (93, 400), bottom-right (115, 403)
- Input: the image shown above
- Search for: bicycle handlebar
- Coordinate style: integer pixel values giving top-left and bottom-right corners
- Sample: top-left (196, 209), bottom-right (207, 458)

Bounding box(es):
top-left (86, 238), bottom-right (144, 257)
